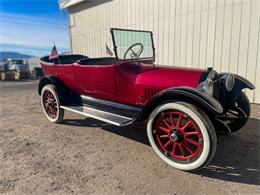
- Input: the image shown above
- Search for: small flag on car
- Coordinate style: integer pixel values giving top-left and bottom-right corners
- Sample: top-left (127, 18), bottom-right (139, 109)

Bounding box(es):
top-left (106, 44), bottom-right (113, 56)
top-left (49, 44), bottom-right (59, 60)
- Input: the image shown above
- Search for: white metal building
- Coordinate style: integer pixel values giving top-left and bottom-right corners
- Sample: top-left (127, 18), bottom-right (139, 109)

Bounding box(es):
top-left (60, 0), bottom-right (260, 103)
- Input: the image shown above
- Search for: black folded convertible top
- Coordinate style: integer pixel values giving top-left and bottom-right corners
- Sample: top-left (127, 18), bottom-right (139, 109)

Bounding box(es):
top-left (40, 54), bottom-right (88, 64)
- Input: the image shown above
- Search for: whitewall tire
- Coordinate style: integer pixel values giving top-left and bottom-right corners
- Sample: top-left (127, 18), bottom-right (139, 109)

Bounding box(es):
top-left (147, 102), bottom-right (217, 171)
top-left (41, 84), bottom-right (64, 123)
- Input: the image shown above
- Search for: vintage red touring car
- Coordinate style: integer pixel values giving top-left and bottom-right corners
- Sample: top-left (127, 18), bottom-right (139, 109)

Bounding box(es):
top-left (39, 28), bottom-right (255, 171)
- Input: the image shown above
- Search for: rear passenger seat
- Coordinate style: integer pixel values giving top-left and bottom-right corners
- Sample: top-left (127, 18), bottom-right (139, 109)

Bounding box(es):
top-left (79, 57), bottom-right (117, 65)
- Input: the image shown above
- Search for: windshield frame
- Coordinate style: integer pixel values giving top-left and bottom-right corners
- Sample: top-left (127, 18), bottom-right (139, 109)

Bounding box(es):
top-left (110, 28), bottom-right (155, 62)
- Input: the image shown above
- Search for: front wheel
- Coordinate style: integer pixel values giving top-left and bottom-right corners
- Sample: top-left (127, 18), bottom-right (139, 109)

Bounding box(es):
top-left (147, 102), bottom-right (217, 171)
top-left (41, 84), bottom-right (64, 123)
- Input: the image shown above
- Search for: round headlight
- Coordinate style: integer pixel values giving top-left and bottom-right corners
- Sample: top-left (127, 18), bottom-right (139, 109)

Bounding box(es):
top-left (202, 79), bottom-right (214, 96)
top-left (225, 74), bottom-right (235, 92)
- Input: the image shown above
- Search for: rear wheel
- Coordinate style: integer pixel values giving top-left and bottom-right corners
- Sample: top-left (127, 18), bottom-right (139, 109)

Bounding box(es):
top-left (41, 84), bottom-right (64, 123)
top-left (147, 102), bottom-right (217, 171)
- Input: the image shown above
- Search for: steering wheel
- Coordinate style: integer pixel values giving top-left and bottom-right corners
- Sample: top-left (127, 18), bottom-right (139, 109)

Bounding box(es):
top-left (123, 43), bottom-right (144, 59)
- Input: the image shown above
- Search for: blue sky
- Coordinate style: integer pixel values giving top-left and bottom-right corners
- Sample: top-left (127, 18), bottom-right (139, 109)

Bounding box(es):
top-left (0, 0), bottom-right (69, 56)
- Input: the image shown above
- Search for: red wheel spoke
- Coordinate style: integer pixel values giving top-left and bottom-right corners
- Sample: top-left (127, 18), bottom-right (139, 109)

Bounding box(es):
top-left (178, 144), bottom-right (185, 157)
top-left (172, 142), bottom-right (177, 155)
top-left (159, 126), bottom-right (170, 133)
top-left (153, 109), bottom-right (203, 162)
top-left (181, 120), bottom-right (191, 131)
top-left (169, 113), bottom-right (175, 127)
top-left (164, 140), bottom-right (172, 148)
top-left (183, 141), bottom-right (194, 154)
top-left (185, 138), bottom-right (199, 146)
top-left (162, 118), bottom-right (171, 128)
top-left (159, 134), bottom-right (169, 138)
top-left (183, 131), bottom-right (199, 137)
top-left (43, 90), bottom-right (58, 119)
top-left (176, 114), bottom-right (183, 128)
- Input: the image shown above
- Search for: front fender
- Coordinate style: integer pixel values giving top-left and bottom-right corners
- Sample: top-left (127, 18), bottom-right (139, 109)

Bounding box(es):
top-left (137, 87), bottom-right (223, 121)
top-left (217, 73), bottom-right (255, 92)
top-left (233, 74), bottom-right (255, 90)
top-left (217, 73), bottom-right (255, 108)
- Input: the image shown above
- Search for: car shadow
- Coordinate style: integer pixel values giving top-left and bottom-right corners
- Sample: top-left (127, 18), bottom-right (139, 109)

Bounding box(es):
top-left (61, 118), bottom-right (260, 185)
top-left (61, 118), bottom-right (150, 145)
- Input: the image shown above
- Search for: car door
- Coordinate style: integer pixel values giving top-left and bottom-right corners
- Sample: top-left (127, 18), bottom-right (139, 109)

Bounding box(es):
top-left (91, 65), bottom-right (117, 100)
top-left (73, 63), bottom-right (117, 100)
top-left (73, 63), bottom-right (93, 94)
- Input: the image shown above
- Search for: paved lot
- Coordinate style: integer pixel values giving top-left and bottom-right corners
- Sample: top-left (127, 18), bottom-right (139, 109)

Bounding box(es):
top-left (0, 81), bottom-right (259, 194)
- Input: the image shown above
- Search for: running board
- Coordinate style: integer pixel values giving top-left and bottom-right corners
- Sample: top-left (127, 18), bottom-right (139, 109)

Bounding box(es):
top-left (60, 105), bottom-right (135, 127)
top-left (80, 95), bottom-right (142, 119)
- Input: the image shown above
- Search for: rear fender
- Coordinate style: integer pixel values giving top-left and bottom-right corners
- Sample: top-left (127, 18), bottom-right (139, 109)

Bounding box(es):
top-left (38, 76), bottom-right (65, 95)
top-left (38, 76), bottom-right (51, 95)
top-left (38, 76), bottom-right (80, 105)
top-left (137, 87), bottom-right (223, 121)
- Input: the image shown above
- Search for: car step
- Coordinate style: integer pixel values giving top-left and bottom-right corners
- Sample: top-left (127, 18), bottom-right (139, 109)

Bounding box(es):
top-left (60, 105), bottom-right (135, 127)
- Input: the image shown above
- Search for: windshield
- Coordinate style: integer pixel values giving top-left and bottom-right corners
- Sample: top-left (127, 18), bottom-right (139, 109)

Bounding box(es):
top-left (111, 28), bottom-right (155, 61)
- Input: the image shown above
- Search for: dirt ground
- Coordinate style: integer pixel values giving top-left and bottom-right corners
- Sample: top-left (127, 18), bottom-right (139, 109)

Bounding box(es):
top-left (0, 80), bottom-right (259, 194)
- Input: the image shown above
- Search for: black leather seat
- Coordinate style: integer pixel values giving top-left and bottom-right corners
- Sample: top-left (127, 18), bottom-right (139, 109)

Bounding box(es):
top-left (79, 57), bottom-right (117, 65)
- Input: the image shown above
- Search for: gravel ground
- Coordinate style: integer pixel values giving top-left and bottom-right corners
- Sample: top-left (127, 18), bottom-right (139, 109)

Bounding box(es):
top-left (0, 80), bottom-right (259, 194)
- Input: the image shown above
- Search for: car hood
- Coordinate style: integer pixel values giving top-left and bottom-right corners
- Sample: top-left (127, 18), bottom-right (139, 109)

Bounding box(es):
top-left (135, 64), bottom-right (204, 88)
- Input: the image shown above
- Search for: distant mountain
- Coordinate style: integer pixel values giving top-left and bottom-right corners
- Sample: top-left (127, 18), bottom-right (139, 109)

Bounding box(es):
top-left (0, 52), bottom-right (33, 61)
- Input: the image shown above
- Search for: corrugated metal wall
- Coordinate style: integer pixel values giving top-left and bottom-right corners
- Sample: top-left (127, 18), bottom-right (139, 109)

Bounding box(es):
top-left (68, 0), bottom-right (260, 103)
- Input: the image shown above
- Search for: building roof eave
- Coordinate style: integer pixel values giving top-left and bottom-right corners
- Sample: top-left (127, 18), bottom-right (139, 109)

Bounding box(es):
top-left (59, 0), bottom-right (85, 9)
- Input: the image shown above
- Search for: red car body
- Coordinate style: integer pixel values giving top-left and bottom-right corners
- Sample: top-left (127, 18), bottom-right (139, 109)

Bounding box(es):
top-left (42, 61), bottom-right (203, 106)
